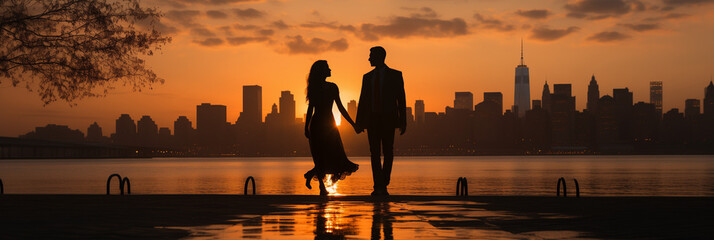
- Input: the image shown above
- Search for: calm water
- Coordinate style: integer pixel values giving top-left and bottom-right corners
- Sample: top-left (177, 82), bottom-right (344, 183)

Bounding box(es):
top-left (1, 155), bottom-right (713, 196)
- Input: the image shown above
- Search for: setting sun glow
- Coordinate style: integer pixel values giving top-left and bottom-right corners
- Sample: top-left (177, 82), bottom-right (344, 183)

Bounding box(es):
top-left (324, 174), bottom-right (342, 196)
top-left (2, 0), bottom-right (713, 137)
top-left (333, 107), bottom-right (342, 126)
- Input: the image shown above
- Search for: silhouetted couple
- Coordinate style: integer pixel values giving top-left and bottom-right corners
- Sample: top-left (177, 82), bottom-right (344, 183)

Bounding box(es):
top-left (304, 46), bottom-right (407, 196)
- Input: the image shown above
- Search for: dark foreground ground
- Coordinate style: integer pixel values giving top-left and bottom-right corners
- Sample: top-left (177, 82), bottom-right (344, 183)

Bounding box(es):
top-left (0, 195), bottom-right (712, 239)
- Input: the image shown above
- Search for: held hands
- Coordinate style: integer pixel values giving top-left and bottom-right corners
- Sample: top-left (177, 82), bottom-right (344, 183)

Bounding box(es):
top-left (399, 126), bottom-right (406, 135)
top-left (352, 123), bottom-right (363, 134)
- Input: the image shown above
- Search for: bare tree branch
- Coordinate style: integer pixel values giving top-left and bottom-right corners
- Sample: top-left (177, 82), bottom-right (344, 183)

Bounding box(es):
top-left (0, 0), bottom-right (171, 105)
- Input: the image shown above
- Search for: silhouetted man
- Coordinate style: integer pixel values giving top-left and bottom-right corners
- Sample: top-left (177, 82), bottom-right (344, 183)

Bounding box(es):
top-left (356, 46), bottom-right (407, 196)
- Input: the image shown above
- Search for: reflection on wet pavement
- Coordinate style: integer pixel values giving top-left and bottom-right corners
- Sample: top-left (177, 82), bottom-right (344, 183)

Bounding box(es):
top-left (168, 200), bottom-right (585, 239)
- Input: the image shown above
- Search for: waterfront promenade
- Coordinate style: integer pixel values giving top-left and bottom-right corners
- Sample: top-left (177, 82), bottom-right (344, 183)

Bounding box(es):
top-left (1, 195), bottom-right (712, 239)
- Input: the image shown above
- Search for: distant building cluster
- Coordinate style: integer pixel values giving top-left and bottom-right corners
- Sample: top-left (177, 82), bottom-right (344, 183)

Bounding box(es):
top-left (8, 44), bottom-right (714, 157)
top-left (398, 79), bottom-right (714, 155)
top-left (11, 78), bottom-right (714, 157)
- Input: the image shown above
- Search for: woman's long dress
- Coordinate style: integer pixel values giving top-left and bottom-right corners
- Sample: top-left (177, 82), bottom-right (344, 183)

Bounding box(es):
top-left (305, 82), bottom-right (359, 182)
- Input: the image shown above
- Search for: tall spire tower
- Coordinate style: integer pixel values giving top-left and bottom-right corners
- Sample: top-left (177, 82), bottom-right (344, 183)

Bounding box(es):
top-left (587, 75), bottom-right (600, 112)
top-left (514, 39), bottom-right (531, 117)
top-left (520, 38), bottom-right (524, 65)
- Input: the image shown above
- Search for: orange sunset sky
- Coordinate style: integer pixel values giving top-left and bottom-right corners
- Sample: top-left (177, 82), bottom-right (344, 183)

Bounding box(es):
top-left (1, 0), bottom-right (714, 137)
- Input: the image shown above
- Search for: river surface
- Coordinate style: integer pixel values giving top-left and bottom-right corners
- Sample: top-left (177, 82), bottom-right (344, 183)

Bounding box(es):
top-left (1, 155), bottom-right (713, 196)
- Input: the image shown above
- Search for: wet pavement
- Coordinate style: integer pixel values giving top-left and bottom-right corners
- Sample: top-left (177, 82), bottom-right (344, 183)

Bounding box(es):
top-left (167, 200), bottom-right (588, 239)
top-left (2, 195), bottom-right (712, 239)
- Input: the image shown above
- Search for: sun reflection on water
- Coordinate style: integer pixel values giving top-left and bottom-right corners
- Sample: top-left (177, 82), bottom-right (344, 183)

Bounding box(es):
top-left (324, 174), bottom-right (342, 196)
top-left (168, 200), bottom-right (588, 239)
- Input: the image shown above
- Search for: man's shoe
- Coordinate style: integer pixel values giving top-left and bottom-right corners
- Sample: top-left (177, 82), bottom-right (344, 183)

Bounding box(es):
top-left (371, 190), bottom-right (380, 196)
top-left (382, 189), bottom-right (389, 196)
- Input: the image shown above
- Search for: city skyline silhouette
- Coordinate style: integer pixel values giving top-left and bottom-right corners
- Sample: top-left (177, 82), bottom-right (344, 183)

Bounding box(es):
top-left (4, 74), bottom-right (714, 158)
top-left (2, 47), bottom-right (714, 139)
top-left (3, 0), bottom-right (714, 138)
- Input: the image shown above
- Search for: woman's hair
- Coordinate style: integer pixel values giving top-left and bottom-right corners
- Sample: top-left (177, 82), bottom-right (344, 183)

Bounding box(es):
top-left (306, 60), bottom-right (328, 102)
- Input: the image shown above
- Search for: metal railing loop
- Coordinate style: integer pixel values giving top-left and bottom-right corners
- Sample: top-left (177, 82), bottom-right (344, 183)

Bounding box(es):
top-left (107, 174), bottom-right (130, 195)
top-left (121, 177), bottom-right (131, 195)
top-left (557, 177), bottom-right (567, 197)
top-left (456, 177), bottom-right (468, 196)
top-left (244, 176), bottom-right (256, 195)
top-left (107, 174), bottom-right (123, 195)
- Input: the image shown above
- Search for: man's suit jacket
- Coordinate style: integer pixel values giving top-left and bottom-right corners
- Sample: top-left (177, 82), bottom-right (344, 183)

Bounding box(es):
top-left (356, 66), bottom-right (407, 130)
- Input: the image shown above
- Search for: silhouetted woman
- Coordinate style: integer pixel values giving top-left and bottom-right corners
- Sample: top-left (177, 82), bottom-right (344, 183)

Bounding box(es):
top-left (304, 60), bottom-right (359, 195)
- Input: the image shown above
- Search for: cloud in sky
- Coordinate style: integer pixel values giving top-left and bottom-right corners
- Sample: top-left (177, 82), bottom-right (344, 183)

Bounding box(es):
top-left (515, 9), bottom-right (552, 19)
top-left (234, 24), bottom-right (260, 30)
top-left (355, 16), bottom-right (469, 41)
top-left (233, 8), bottom-right (266, 19)
top-left (587, 31), bottom-right (631, 42)
top-left (153, 1), bottom-right (711, 53)
top-left (193, 37), bottom-right (224, 46)
top-left (163, 0), bottom-right (260, 6)
top-left (474, 13), bottom-right (516, 32)
top-left (217, 26), bottom-right (234, 36)
top-left (165, 10), bottom-right (202, 27)
top-left (300, 22), bottom-right (357, 32)
top-left (620, 23), bottom-right (660, 32)
top-left (403, 7), bottom-right (439, 18)
top-left (191, 27), bottom-right (217, 37)
top-left (227, 36), bottom-right (270, 46)
top-left (662, 0), bottom-right (714, 7)
top-left (285, 36), bottom-right (349, 54)
top-left (206, 10), bottom-right (228, 19)
top-left (530, 26), bottom-right (580, 41)
top-left (271, 20), bottom-right (290, 30)
top-left (643, 12), bottom-right (691, 21)
top-left (256, 29), bottom-right (274, 36)
top-left (564, 0), bottom-right (633, 19)
top-left (136, 17), bottom-right (180, 35)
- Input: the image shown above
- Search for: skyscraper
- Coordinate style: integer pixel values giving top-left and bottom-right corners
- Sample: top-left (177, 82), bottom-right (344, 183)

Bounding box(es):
top-left (514, 40), bottom-right (531, 117)
top-left (632, 102), bottom-right (658, 142)
top-left (613, 88), bottom-right (634, 141)
top-left (587, 75), bottom-right (599, 113)
top-left (454, 92), bottom-right (473, 111)
top-left (406, 107), bottom-right (414, 123)
top-left (555, 84), bottom-right (572, 96)
top-left (542, 82), bottom-right (551, 112)
top-left (613, 88), bottom-right (633, 107)
top-left (241, 85), bottom-right (262, 125)
top-left (685, 99), bottom-right (700, 120)
top-left (279, 91), bottom-right (296, 124)
top-left (551, 84), bottom-right (576, 146)
top-left (21, 124), bottom-right (84, 142)
top-left (484, 92), bottom-right (503, 115)
top-left (347, 100), bottom-right (358, 120)
top-left (532, 100), bottom-right (542, 109)
top-left (704, 81), bottom-right (714, 118)
top-left (596, 95), bottom-right (618, 145)
top-left (86, 122), bottom-right (103, 142)
top-left (265, 103), bottom-right (280, 125)
top-left (137, 115), bottom-right (158, 146)
top-left (650, 81), bottom-right (663, 116)
top-left (115, 114), bottom-right (136, 145)
top-left (415, 100), bottom-right (425, 125)
top-left (158, 127), bottom-right (172, 147)
top-left (197, 103), bottom-right (227, 145)
top-left (174, 116), bottom-right (193, 145)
